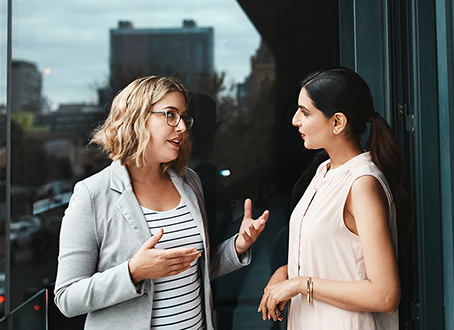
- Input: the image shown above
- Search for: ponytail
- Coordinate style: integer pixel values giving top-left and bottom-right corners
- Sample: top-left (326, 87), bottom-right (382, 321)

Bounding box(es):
top-left (366, 116), bottom-right (412, 255)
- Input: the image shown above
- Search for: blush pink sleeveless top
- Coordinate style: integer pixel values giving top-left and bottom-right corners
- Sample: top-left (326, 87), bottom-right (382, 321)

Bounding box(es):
top-left (287, 152), bottom-right (398, 330)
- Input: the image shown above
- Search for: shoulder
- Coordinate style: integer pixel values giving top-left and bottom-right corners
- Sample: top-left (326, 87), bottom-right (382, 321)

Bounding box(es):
top-left (348, 153), bottom-right (393, 204)
top-left (350, 175), bottom-right (387, 200)
top-left (78, 163), bottom-right (112, 192)
top-left (185, 167), bottom-right (200, 180)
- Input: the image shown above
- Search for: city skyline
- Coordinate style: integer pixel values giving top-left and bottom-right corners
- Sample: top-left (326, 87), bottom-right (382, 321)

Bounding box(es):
top-left (2, 0), bottom-right (261, 109)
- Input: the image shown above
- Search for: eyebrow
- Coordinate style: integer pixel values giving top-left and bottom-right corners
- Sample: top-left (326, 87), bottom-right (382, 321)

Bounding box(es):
top-left (163, 106), bottom-right (188, 115)
top-left (163, 106), bottom-right (180, 111)
top-left (298, 105), bottom-right (310, 111)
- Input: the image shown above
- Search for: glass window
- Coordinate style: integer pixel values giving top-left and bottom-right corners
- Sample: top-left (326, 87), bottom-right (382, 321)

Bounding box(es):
top-left (5, 1), bottom-right (280, 328)
top-left (0, 0), bottom-right (7, 319)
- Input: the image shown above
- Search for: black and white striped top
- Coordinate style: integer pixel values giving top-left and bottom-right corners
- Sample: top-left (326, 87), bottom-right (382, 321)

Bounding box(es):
top-left (142, 199), bottom-right (205, 330)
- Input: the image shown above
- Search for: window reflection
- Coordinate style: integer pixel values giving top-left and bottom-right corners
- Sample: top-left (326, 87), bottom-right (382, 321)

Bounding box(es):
top-left (5, 1), bottom-right (278, 328)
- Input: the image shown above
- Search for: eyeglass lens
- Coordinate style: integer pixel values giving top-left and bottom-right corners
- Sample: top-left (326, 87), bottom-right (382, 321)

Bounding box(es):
top-left (166, 111), bottom-right (180, 126)
top-left (166, 111), bottom-right (193, 130)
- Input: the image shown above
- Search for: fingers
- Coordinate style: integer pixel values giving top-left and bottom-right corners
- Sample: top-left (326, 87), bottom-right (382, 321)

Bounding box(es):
top-left (243, 198), bottom-right (252, 219)
top-left (160, 248), bottom-right (201, 269)
top-left (278, 301), bottom-right (286, 314)
top-left (261, 294), bottom-right (275, 321)
top-left (131, 242), bottom-right (202, 281)
top-left (258, 283), bottom-right (289, 322)
top-left (257, 299), bottom-right (265, 320)
top-left (163, 247), bottom-right (201, 260)
top-left (240, 217), bottom-right (266, 243)
top-left (258, 210), bottom-right (270, 222)
top-left (143, 228), bottom-right (164, 249)
top-left (258, 284), bottom-right (273, 320)
top-left (165, 261), bottom-right (193, 277)
top-left (169, 251), bottom-right (201, 266)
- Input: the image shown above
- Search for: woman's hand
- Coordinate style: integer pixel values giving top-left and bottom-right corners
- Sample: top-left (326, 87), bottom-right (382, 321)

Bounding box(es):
top-left (235, 199), bottom-right (269, 256)
top-left (128, 228), bottom-right (201, 284)
top-left (258, 265), bottom-right (289, 321)
top-left (259, 272), bottom-right (304, 322)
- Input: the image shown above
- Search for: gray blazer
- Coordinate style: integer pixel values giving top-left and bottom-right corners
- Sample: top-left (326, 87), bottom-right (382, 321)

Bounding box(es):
top-left (54, 161), bottom-right (251, 329)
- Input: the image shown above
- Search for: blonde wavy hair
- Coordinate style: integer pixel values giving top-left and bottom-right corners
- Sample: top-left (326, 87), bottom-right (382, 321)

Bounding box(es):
top-left (90, 76), bottom-right (191, 175)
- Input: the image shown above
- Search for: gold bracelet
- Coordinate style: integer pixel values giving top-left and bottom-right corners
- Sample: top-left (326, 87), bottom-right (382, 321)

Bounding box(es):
top-left (306, 277), bottom-right (313, 304)
top-left (309, 279), bottom-right (313, 304)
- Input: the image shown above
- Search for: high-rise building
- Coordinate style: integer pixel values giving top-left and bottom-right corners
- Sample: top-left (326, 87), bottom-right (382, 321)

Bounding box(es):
top-left (248, 40), bottom-right (275, 101)
top-left (236, 40), bottom-right (275, 107)
top-left (109, 20), bottom-right (214, 98)
top-left (11, 60), bottom-right (42, 113)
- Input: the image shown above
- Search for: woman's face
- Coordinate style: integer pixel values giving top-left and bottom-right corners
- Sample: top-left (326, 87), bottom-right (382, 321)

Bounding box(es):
top-left (146, 91), bottom-right (188, 164)
top-left (292, 87), bottom-right (333, 150)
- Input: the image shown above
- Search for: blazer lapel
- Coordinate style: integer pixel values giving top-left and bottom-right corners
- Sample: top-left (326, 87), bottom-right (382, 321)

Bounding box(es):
top-left (169, 170), bottom-right (208, 253)
top-left (110, 161), bottom-right (151, 244)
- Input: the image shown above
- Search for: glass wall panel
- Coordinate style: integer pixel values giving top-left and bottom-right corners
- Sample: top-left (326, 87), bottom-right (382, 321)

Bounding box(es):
top-left (8, 0), bottom-right (278, 328)
top-left (0, 0), bottom-right (8, 320)
top-left (0, 289), bottom-right (47, 330)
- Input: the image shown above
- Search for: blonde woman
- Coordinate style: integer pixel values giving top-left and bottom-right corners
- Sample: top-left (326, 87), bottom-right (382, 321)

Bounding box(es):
top-left (54, 76), bottom-right (268, 330)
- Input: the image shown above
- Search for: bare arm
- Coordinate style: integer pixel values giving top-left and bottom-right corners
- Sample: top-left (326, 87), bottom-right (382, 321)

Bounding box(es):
top-left (259, 175), bottom-right (400, 321)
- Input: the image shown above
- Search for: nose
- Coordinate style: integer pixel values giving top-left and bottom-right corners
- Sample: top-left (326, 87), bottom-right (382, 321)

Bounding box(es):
top-left (292, 109), bottom-right (301, 127)
top-left (175, 118), bottom-right (187, 132)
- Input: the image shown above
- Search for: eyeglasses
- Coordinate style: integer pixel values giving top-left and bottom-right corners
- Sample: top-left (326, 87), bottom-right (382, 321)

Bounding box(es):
top-left (150, 110), bottom-right (194, 130)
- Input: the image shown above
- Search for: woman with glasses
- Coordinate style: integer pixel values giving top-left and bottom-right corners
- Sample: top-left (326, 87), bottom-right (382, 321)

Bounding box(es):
top-left (54, 76), bottom-right (268, 330)
top-left (258, 67), bottom-right (412, 329)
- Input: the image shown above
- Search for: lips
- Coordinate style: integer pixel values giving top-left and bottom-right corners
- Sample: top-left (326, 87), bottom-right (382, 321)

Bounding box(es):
top-left (168, 137), bottom-right (183, 147)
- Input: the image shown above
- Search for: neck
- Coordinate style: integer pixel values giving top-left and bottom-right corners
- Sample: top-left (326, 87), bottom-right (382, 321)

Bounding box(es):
top-left (325, 139), bottom-right (363, 170)
top-left (126, 161), bottom-right (167, 184)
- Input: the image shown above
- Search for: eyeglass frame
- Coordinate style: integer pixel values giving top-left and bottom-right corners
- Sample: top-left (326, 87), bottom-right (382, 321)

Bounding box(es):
top-left (150, 110), bottom-right (194, 130)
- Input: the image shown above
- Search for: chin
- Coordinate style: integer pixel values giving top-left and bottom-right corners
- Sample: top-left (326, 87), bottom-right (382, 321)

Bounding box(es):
top-left (165, 153), bottom-right (180, 163)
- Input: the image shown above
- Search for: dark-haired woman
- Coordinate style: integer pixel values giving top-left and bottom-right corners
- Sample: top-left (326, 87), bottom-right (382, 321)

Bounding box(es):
top-left (258, 67), bottom-right (411, 330)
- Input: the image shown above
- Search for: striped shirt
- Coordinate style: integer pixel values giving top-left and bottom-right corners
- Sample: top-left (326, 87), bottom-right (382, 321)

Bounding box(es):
top-left (142, 199), bottom-right (205, 330)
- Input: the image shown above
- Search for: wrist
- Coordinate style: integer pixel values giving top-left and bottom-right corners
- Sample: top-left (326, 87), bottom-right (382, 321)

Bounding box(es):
top-left (297, 276), bottom-right (308, 295)
top-left (128, 259), bottom-right (142, 284)
top-left (234, 236), bottom-right (247, 256)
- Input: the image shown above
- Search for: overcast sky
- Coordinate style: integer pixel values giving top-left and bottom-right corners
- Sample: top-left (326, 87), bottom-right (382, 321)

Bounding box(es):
top-left (3, 0), bottom-right (261, 108)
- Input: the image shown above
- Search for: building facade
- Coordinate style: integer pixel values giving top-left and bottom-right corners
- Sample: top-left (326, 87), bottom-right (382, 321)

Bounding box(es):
top-left (11, 60), bottom-right (42, 113)
top-left (109, 20), bottom-right (214, 97)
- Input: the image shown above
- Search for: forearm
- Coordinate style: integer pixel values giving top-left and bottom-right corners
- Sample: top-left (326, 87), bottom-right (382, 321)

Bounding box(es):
top-left (269, 265), bottom-right (288, 285)
top-left (298, 276), bottom-right (401, 314)
top-left (55, 182), bottom-right (144, 317)
top-left (55, 261), bottom-right (143, 317)
top-left (211, 234), bottom-right (251, 280)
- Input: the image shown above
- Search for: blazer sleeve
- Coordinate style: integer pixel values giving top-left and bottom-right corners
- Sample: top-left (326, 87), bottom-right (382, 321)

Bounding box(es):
top-left (54, 181), bottom-right (144, 318)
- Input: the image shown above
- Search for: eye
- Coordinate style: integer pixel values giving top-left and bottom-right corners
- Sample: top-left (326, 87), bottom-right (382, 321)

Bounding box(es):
top-left (167, 111), bottom-right (178, 119)
top-left (301, 110), bottom-right (309, 117)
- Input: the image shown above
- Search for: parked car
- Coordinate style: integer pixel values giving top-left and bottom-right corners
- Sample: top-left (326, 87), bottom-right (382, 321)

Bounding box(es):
top-left (10, 216), bottom-right (42, 256)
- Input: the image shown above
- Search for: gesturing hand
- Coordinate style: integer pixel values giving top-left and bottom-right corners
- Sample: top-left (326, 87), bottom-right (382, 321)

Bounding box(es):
top-left (128, 228), bottom-right (201, 284)
top-left (235, 199), bottom-right (269, 256)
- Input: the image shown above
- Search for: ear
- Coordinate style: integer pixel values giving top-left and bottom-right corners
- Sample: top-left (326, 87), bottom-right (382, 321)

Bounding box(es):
top-left (332, 112), bottom-right (348, 135)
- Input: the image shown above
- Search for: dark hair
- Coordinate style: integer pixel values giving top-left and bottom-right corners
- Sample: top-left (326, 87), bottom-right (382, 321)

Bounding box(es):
top-left (301, 67), bottom-right (412, 255)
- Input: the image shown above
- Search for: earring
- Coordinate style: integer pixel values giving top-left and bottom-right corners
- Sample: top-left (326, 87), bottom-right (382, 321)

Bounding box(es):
top-left (333, 129), bottom-right (337, 134)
